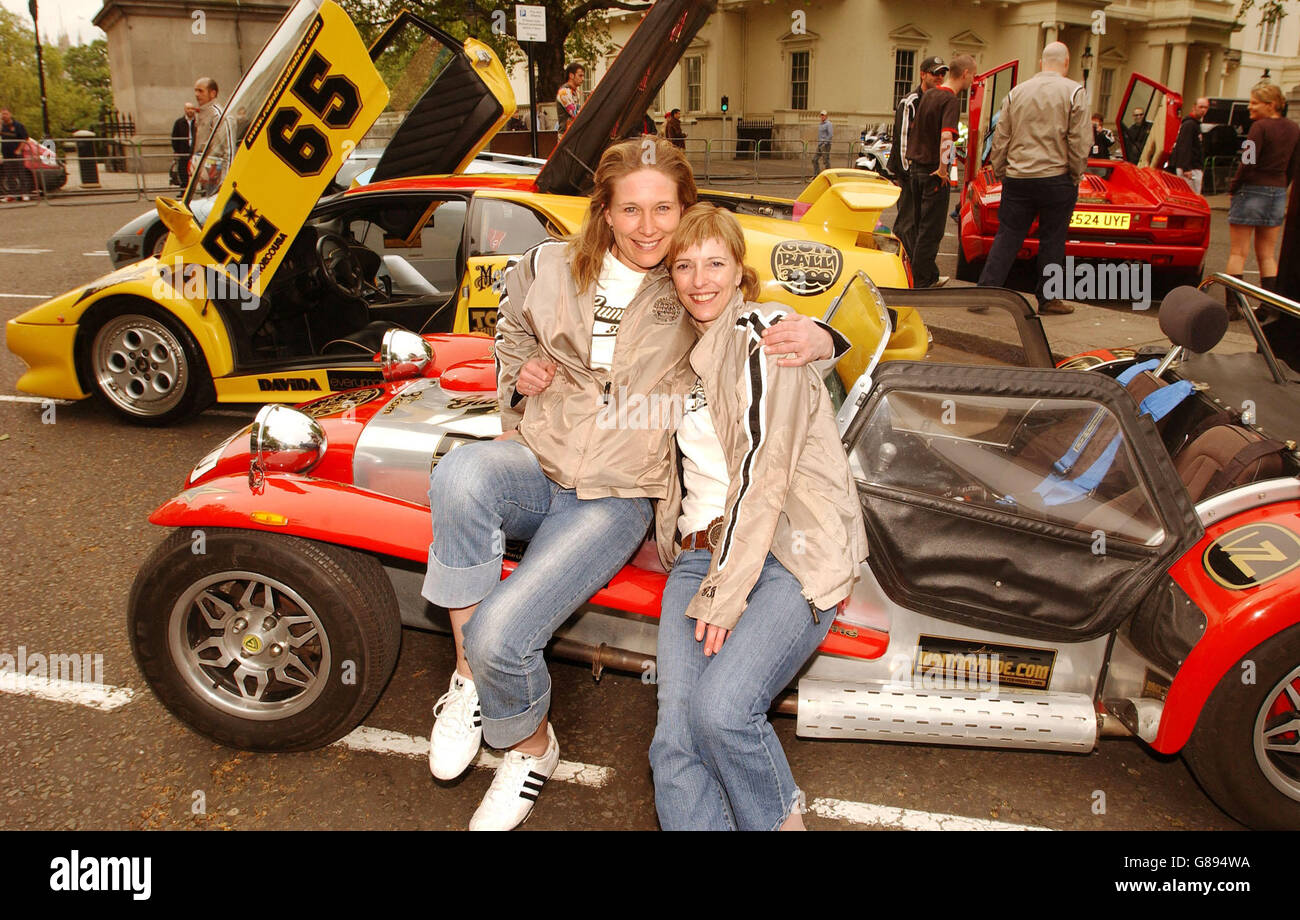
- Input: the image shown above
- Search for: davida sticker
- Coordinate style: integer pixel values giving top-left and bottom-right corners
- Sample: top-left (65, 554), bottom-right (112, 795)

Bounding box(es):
top-left (1203, 521), bottom-right (1300, 590)
top-left (770, 240), bottom-right (843, 296)
top-left (913, 635), bottom-right (1056, 692)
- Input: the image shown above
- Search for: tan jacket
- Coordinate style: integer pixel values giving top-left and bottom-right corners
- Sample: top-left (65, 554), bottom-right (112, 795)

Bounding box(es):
top-left (494, 240), bottom-right (698, 499)
top-left (988, 71), bottom-right (1091, 182)
top-left (653, 294), bottom-right (869, 631)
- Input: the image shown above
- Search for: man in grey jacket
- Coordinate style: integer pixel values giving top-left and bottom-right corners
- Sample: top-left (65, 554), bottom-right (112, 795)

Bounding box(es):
top-left (976, 42), bottom-right (1091, 314)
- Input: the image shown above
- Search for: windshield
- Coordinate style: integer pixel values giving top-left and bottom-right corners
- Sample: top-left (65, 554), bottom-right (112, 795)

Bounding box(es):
top-left (187, 0), bottom-right (325, 215)
top-left (358, 22), bottom-right (458, 154)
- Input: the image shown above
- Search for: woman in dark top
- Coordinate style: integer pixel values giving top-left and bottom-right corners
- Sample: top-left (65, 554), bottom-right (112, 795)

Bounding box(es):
top-left (1226, 83), bottom-right (1300, 294)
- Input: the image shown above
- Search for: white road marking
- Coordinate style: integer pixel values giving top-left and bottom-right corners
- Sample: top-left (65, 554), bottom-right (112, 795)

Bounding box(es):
top-left (83, 251), bottom-right (109, 257)
top-left (332, 725), bottom-right (614, 788)
top-left (808, 796), bottom-right (1050, 831)
top-left (0, 671), bottom-right (135, 711)
top-left (0, 293), bottom-right (52, 299)
top-left (0, 395), bottom-right (73, 405)
top-left (0, 248), bottom-right (52, 254)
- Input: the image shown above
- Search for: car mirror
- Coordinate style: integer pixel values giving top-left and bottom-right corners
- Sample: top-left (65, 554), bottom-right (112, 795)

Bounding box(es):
top-left (154, 196), bottom-right (202, 249)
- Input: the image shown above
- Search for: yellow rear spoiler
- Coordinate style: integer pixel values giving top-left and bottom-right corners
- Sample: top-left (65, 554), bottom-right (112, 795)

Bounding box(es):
top-left (797, 170), bottom-right (900, 229)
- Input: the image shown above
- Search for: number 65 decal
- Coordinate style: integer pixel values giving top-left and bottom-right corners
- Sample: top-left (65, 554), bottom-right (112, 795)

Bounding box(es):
top-left (268, 50), bottom-right (361, 176)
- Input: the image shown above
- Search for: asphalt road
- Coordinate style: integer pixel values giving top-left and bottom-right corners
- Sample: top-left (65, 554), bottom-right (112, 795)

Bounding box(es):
top-left (0, 192), bottom-right (1246, 832)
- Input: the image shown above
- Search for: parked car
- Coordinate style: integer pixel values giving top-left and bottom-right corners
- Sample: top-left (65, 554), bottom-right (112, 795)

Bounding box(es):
top-left (127, 273), bottom-right (1300, 830)
top-left (958, 66), bottom-right (1211, 289)
top-left (6, 0), bottom-right (925, 425)
top-left (0, 137), bottom-right (67, 196)
top-left (105, 150), bottom-right (546, 269)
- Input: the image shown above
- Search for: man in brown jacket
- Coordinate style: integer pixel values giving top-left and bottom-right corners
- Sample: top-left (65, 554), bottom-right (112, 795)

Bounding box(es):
top-left (976, 42), bottom-right (1091, 314)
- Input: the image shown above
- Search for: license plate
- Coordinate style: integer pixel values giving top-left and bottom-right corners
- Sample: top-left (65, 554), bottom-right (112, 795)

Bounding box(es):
top-left (1069, 210), bottom-right (1130, 230)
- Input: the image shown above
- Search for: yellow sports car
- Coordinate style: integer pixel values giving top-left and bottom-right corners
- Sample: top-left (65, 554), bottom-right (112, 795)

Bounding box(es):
top-left (5, 0), bottom-right (925, 424)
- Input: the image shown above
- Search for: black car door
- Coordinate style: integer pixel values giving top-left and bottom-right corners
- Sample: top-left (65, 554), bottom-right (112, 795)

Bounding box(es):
top-left (847, 361), bottom-right (1202, 642)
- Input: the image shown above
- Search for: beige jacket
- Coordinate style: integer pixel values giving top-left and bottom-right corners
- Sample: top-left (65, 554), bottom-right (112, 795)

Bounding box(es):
top-left (988, 71), bottom-right (1091, 182)
top-left (653, 293), bottom-right (869, 631)
top-left (494, 240), bottom-right (698, 499)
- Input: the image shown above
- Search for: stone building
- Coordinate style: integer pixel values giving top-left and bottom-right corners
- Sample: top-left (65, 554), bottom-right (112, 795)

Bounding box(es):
top-left (93, 0), bottom-right (292, 138)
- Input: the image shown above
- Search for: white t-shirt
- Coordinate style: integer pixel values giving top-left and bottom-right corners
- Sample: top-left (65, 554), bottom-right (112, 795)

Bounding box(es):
top-left (676, 378), bottom-right (731, 537)
top-left (591, 251), bottom-right (644, 371)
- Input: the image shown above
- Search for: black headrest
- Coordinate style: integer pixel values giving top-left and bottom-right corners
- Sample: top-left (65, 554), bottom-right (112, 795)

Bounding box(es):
top-left (1159, 286), bottom-right (1228, 353)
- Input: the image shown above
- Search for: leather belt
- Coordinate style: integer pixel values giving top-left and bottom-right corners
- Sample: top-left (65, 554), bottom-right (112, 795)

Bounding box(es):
top-left (679, 516), bottom-right (725, 552)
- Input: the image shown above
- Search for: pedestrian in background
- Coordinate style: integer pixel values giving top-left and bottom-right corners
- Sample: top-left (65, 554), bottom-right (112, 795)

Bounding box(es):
top-left (171, 102), bottom-right (196, 187)
top-left (813, 110), bottom-right (833, 174)
top-left (1, 107), bottom-right (31, 197)
top-left (888, 56), bottom-right (947, 259)
top-left (905, 54), bottom-right (976, 288)
top-left (555, 62), bottom-right (585, 134)
top-left (1090, 114), bottom-right (1115, 159)
top-left (1170, 96), bottom-right (1209, 195)
top-left (665, 108), bottom-right (686, 149)
top-left (1123, 107), bottom-right (1149, 164)
top-left (975, 41), bottom-right (1090, 315)
top-left (1226, 82), bottom-right (1299, 298)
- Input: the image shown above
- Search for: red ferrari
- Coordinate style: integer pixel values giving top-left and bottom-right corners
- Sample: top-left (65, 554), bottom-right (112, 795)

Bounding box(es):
top-left (957, 64), bottom-right (1210, 289)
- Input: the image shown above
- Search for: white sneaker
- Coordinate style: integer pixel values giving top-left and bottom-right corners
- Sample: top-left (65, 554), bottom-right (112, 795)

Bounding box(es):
top-left (429, 671), bottom-right (482, 780)
top-left (468, 723), bottom-right (560, 831)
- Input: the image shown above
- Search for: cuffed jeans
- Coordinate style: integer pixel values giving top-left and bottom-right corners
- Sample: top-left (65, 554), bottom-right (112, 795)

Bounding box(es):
top-left (908, 166), bottom-right (950, 287)
top-left (422, 439), bottom-right (652, 748)
top-left (649, 550), bottom-right (834, 831)
top-left (977, 174), bottom-right (1079, 304)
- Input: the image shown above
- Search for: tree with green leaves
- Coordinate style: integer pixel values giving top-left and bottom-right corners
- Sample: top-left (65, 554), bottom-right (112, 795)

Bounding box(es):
top-left (339, 0), bottom-right (651, 107)
top-left (0, 8), bottom-right (113, 136)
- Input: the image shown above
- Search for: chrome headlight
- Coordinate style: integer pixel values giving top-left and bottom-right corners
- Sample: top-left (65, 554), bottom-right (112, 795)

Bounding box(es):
top-left (381, 328), bottom-right (433, 381)
top-left (250, 405), bottom-right (326, 476)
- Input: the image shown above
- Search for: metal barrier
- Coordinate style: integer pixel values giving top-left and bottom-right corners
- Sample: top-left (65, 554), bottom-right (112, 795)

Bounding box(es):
top-left (755, 138), bottom-right (810, 181)
top-left (0, 135), bottom-right (186, 207)
top-left (1203, 154), bottom-right (1240, 196)
top-left (700, 138), bottom-right (758, 181)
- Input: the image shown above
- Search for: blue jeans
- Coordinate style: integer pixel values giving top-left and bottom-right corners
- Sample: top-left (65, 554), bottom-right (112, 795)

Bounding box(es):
top-left (422, 439), bottom-right (653, 748)
top-left (649, 550), bottom-right (834, 830)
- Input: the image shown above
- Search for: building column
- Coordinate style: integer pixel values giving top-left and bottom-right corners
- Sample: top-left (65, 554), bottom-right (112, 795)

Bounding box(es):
top-left (1206, 46), bottom-right (1225, 96)
top-left (1167, 41), bottom-right (1189, 96)
top-left (1186, 47), bottom-right (1209, 101)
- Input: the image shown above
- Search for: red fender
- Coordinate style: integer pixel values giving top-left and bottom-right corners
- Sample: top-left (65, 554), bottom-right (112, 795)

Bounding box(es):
top-left (1153, 500), bottom-right (1300, 753)
top-left (150, 473), bottom-right (434, 562)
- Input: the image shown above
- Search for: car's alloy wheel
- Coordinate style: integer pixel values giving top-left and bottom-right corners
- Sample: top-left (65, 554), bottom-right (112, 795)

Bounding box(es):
top-left (85, 307), bottom-right (212, 424)
top-left (92, 313), bottom-right (189, 417)
top-left (1253, 663), bottom-right (1300, 802)
top-left (168, 571), bottom-right (331, 721)
top-left (130, 528), bottom-right (402, 751)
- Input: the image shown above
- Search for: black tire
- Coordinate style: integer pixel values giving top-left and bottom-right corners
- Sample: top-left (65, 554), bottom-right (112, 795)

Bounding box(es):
top-left (956, 245), bottom-right (984, 283)
top-left (129, 528), bottom-right (402, 752)
top-left (1183, 624), bottom-right (1300, 829)
top-left (145, 227), bottom-right (169, 260)
top-left (1156, 265), bottom-right (1204, 298)
top-left (82, 301), bottom-right (214, 425)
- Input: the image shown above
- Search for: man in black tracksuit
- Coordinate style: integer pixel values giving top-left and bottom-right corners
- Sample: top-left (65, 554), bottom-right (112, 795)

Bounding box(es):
top-left (1168, 96), bottom-right (1208, 195)
top-left (906, 54), bottom-right (976, 287)
top-left (888, 56), bottom-right (946, 260)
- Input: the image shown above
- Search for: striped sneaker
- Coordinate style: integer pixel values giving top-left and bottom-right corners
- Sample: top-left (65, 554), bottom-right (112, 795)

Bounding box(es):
top-left (468, 723), bottom-right (559, 831)
top-left (429, 672), bottom-right (482, 780)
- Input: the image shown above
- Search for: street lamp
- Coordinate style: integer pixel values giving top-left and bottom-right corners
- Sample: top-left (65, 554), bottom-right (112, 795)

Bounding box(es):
top-left (28, 0), bottom-right (51, 139)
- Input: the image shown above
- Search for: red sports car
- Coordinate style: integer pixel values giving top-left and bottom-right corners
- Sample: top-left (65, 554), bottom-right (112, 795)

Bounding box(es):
top-left (957, 65), bottom-right (1210, 289)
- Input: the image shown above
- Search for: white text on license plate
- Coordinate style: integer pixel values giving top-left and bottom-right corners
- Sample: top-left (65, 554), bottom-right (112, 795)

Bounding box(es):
top-left (1069, 211), bottom-right (1130, 230)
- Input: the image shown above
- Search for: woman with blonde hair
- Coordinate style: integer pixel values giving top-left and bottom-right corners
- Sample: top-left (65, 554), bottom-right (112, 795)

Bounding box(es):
top-left (1226, 82), bottom-right (1300, 296)
top-left (649, 203), bottom-right (868, 830)
top-left (420, 138), bottom-right (837, 830)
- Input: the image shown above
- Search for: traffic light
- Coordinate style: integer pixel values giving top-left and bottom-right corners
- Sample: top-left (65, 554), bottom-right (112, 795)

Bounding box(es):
top-left (721, 95), bottom-right (729, 113)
